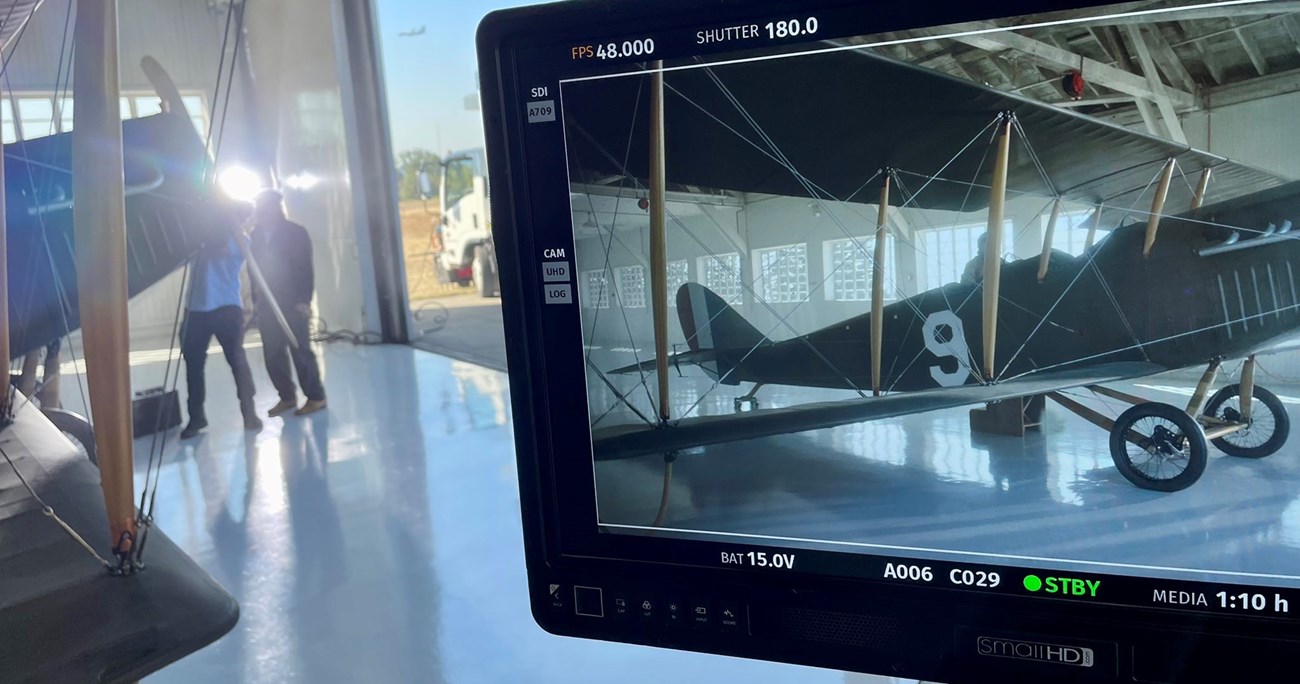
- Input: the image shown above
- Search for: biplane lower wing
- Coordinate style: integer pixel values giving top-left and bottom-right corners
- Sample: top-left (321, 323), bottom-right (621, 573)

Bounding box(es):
top-left (0, 403), bottom-right (238, 683)
top-left (591, 360), bottom-right (1164, 461)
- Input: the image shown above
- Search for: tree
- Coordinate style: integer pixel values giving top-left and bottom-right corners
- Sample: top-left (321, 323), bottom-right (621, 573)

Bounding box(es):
top-left (396, 148), bottom-right (441, 201)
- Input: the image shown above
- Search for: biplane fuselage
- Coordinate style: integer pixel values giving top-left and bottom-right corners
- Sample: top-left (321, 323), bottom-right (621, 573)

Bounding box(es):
top-left (687, 182), bottom-right (1300, 393)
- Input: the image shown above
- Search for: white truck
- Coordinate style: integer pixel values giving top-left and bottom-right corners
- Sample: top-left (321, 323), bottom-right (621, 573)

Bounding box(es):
top-left (438, 148), bottom-right (499, 297)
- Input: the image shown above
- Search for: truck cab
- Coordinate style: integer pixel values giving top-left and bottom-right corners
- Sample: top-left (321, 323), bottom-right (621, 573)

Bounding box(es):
top-left (438, 148), bottom-right (498, 297)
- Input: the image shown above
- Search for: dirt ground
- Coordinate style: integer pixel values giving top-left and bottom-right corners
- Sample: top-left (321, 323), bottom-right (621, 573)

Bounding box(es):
top-left (400, 198), bottom-right (473, 301)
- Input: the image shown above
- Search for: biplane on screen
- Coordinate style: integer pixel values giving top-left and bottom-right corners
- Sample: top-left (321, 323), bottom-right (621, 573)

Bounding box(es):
top-left (564, 1), bottom-right (1300, 586)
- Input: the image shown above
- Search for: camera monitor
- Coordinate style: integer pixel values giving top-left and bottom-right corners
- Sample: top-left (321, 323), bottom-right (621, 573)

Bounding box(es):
top-left (478, 0), bottom-right (1300, 680)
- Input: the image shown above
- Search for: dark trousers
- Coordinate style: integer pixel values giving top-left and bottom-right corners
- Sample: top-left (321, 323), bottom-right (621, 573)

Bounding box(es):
top-left (182, 305), bottom-right (257, 422)
top-left (259, 304), bottom-right (325, 403)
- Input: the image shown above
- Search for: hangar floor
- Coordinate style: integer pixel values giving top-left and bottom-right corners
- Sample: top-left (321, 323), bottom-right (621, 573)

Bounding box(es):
top-left (51, 343), bottom-right (886, 683)
top-left (592, 370), bottom-right (1300, 586)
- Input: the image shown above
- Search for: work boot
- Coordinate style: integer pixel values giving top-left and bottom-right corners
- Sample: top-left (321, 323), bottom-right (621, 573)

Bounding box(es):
top-left (294, 398), bottom-right (327, 416)
top-left (180, 417), bottom-right (208, 439)
top-left (267, 398), bottom-right (297, 417)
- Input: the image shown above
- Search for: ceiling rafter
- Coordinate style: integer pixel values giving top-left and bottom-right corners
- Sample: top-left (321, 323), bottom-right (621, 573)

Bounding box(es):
top-left (945, 23), bottom-right (1197, 110)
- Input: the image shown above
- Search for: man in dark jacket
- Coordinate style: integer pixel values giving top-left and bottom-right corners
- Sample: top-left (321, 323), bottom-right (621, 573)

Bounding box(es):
top-left (250, 189), bottom-right (326, 417)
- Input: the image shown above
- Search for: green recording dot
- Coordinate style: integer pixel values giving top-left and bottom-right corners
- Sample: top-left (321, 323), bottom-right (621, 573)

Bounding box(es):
top-left (1023, 575), bottom-right (1043, 592)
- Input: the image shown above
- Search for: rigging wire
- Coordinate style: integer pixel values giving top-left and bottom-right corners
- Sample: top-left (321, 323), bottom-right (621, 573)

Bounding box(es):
top-left (0, 444), bottom-right (111, 569)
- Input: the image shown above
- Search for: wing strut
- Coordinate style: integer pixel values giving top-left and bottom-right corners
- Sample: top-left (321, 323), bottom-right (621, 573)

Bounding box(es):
top-left (982, 114), bottom-right (1012, 380)
top-left (871, 173), bottom-right (889, 395)
top-left (1142, 158), bottom-right (1176, 257)
top-left (1037, 197), bottom-right (1062, 283)
top-left (73, 0), bottom-right (137, 564)
top-left (1085, 203), bottom-right (1104, 249)
top-left (1191, 167), bottom-right (1211, 212)
top-left (649, 61), bottom-right (670, 422)
top-left (0, 82), bottom-right (8, 419)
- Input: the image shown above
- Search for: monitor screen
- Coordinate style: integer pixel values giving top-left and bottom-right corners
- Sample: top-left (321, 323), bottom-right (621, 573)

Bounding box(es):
top-left (481, 0), bottom-right (1300, 678)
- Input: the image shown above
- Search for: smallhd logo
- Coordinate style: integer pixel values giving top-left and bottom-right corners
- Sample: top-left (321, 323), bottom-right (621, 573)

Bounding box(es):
top-left (976, 635), bottom-right (1095, 667)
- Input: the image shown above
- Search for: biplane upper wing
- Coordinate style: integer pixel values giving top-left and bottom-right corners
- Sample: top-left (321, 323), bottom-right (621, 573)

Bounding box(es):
top-left (563, 46), bottom-right (1288, 213)
top-left (591, 360), bottom-right (1163, 460)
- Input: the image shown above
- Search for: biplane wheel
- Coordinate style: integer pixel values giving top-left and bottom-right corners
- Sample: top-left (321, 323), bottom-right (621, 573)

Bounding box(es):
top-left (1109, 402), bottom-right (1207, 492)
top-left (42, 408), bottom-right (96, 467)
top-left (1202, 384), bottom-right (1290, 459)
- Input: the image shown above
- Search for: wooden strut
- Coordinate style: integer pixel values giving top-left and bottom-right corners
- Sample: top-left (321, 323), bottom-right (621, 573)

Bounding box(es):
top-left (1191, 168), bottom-right (1212, 212)
top-left (1085, 203), bottom-right (1103, 250)
top-left (1185, 360), bottom-right (1220, 416)
top-left (982, 115), bottom-right (1012, 380)
top-left (871, 175), bottom-right (889, 395)
top-left (1240, 354), bottom-right (1256, 422)
top-left (73, 0), bottom-right (137, 561)
top-left (1088, 384), bottom-right (1148, 406)
top-left (1142, 158), bottom-right (1177, 257)
top-left (1037, 197), bottom-right (1062, 282)
top-left (649, 61), bottom-right (670, 423)
top-left (1048, 391), bottom-right (1148, 450)
top-left (0, 81), bottom-right (8, 419)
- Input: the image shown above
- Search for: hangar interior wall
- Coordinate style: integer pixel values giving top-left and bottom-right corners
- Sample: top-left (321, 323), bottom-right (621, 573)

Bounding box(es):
top-left (578, 89), bottom-right (1300, 384)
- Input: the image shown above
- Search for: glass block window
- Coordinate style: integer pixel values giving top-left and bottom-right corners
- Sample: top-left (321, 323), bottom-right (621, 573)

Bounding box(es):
top-left (1, 99), bottom-right (15, 144)
top-left (699, 252), bottom-right (743, 305)
top-left (17, 97), bottom-right (54, 139)
top-left (667, 260), bottom-right (689, 306)
top-left (824, 236), bottom-right (896, 302)
top-left (615, 265), bottom-right (646, 308)
top-left (182, 95), bottom-right (209, 138)
top-left (920, 221), bottom-right (1013, 290)
top-left (583, 270), bottom-right (610, 309)
top-left (753, 243), bottom-right (809, 304)
top-left (1049, 211), bottom-right (1110, 256)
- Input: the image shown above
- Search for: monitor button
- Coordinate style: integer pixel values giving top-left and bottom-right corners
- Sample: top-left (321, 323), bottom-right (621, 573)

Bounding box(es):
top-left (545, 583), bottom-right (565, 611)
top-left (718, 601), bottom-right (743, 632)
top-left (636, 596), bottom-right (657, 621)
top-left (690, 597), bottom-right (711, 628)
top-left (665, 596), bottom-right (686, 627)
top-left (609, 594), bottom-right (631, 619)
top-left (574, 586), bottom-right (604, 618)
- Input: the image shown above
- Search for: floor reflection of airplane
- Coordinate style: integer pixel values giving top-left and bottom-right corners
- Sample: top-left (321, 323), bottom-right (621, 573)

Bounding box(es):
top-left (575, 49), bottom-right (1299, 493)
top-left (398, 25), bottom-right (426, 37)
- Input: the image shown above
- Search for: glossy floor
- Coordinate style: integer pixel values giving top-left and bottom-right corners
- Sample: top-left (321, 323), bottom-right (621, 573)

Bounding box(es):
top-left (594, 370), bottom-right (1300, 586)
top-left (57, 343), bottom-right (883, 683)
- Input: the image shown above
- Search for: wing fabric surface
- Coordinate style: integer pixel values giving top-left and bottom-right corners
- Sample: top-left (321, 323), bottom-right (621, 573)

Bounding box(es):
top-left (564, 49), bottom-right (1286, 213)
top-left (591, 361), bottom-right (1164, 460)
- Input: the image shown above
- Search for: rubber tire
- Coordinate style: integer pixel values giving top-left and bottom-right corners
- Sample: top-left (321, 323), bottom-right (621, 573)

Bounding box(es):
top-left (43, 407), bottom-right (97, 466)
top-left (1109, 402), bottom-right (1207, 492)
top-left (473, 246), bottom-right (496, 298)
top-left (1202, 383), bottom-right (1290, 458)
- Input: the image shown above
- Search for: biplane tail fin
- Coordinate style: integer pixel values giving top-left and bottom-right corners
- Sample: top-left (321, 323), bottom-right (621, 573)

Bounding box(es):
top-left (675, 282), bottom-right (767, 383)
top-left (677, 282), bottom-right (767, 352)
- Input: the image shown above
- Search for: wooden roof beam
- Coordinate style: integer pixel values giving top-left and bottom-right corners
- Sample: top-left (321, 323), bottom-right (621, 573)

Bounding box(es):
top-left (949, 26), bottom-right (1197, 110)
top-left (1233, 25), bottom-right (1269, 76)
top-left (1079, 1), bottom-right (1300, 26)
top-left (1143, 26), bottom-right (1199, 93)
top-left (1202, 66), bottom-right (1300, 109)
top-left (1125, 25), bottom-right (1188, 143)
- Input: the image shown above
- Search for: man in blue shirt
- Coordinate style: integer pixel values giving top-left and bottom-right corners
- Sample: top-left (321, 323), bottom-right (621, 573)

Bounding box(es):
top-left (180, 231), bottom-right (262, 438)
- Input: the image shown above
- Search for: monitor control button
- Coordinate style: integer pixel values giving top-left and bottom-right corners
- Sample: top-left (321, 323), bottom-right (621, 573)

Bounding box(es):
top-left (690, 597), bottom-right (711, 628)
top-left (718, 601), bottom-right (742, 632)
top-left (574, 586), bottom-right (604, 617)
top-left (665, 596), bottom-right (685, 627)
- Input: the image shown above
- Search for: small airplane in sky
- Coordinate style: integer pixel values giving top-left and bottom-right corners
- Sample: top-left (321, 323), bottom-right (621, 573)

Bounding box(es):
top-left (398, 26), bottom-right (426, 37)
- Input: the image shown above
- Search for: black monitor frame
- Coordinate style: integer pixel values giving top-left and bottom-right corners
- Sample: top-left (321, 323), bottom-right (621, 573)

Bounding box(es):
top-left (478, 1), bottom-right (1300, 680)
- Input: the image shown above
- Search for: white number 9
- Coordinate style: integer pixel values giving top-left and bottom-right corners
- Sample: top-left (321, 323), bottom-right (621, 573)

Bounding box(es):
top-left (923, 310), bottom-right (972, 387)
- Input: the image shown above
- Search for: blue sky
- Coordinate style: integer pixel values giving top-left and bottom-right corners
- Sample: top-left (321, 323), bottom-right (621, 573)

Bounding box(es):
top-left (376, 0), bottom-right (539, 157)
